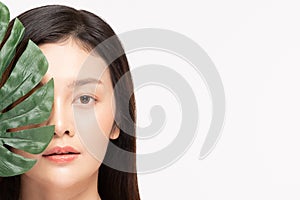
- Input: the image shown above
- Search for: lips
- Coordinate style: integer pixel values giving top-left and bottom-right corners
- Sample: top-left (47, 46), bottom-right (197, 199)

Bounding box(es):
top-left (42, 146), bottom-right (80, 163)
top-left (43, 146), bottom-right (80, 156)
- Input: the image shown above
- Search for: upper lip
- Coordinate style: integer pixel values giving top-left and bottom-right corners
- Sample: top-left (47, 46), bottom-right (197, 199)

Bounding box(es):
top-left (42, 146), bottom-right (80, 156)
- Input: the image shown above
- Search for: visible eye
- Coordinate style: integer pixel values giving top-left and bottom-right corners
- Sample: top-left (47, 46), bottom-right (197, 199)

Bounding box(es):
top-left (74, 95), bottom-right (97, 105)
top-left (80, 95), bottom-right (92, 104)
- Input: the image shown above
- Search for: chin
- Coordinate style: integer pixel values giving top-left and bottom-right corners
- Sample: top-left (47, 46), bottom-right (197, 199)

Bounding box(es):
top-left (22, 156), bottom-right (100, 190)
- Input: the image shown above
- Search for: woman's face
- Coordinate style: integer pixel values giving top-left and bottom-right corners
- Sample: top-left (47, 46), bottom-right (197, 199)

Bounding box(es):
top-left (13, 38), bottom-right (118, 189)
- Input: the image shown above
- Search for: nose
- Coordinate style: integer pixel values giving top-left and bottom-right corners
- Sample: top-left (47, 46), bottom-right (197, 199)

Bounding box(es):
top-left (47, 96), bottom-right (75, 138)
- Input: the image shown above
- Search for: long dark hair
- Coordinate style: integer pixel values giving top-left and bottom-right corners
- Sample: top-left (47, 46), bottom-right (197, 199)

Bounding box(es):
top-left (0, 5), bottom-right (140, 200)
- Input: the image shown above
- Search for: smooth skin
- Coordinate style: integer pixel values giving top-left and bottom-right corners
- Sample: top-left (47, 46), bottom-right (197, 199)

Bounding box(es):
top-left (14, 38), bottom-right (119, 200)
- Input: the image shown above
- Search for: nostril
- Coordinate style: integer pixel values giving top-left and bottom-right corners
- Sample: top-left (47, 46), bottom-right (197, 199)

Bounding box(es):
top-left (54, 130), bottom-right (71, 136)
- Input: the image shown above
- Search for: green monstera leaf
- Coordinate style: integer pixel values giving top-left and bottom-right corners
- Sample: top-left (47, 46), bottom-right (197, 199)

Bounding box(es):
top-left (0, 2), bottom-right (54, 177)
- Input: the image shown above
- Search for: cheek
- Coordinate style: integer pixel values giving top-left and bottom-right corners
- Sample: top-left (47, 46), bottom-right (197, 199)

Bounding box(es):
top-left (73, 101), bottom-right (114, 162)
top-left (95, 102), bottom-right (115, 136)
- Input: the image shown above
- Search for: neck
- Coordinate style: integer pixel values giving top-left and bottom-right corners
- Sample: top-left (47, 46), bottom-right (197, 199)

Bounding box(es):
top-left (19, 171), bottom-right (101, 200)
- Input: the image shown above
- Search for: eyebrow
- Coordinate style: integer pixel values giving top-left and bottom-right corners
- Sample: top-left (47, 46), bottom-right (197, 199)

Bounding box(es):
top-left (68, 78), bottom-right (102, 88)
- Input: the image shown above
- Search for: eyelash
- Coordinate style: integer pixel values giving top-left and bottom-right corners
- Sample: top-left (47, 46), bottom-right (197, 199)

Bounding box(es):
top-left (73, 95), bottom-right (97, 105)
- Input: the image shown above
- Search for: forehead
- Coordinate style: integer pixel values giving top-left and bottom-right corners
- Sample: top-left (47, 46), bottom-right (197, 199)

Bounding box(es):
top-left (39, 39), bottom-right (109, 83)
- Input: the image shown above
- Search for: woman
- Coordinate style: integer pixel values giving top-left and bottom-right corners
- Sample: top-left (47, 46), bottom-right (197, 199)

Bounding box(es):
top-left (0, 4), bottom-right (140, 200)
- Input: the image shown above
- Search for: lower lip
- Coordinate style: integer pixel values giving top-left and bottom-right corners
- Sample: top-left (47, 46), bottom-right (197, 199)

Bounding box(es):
top-left (43, 154), bottom-right (79, 163)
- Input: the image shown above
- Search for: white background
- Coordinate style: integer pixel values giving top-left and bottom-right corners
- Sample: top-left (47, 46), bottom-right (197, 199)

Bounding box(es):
top-left (2, 0), bottom-right (300, 199)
